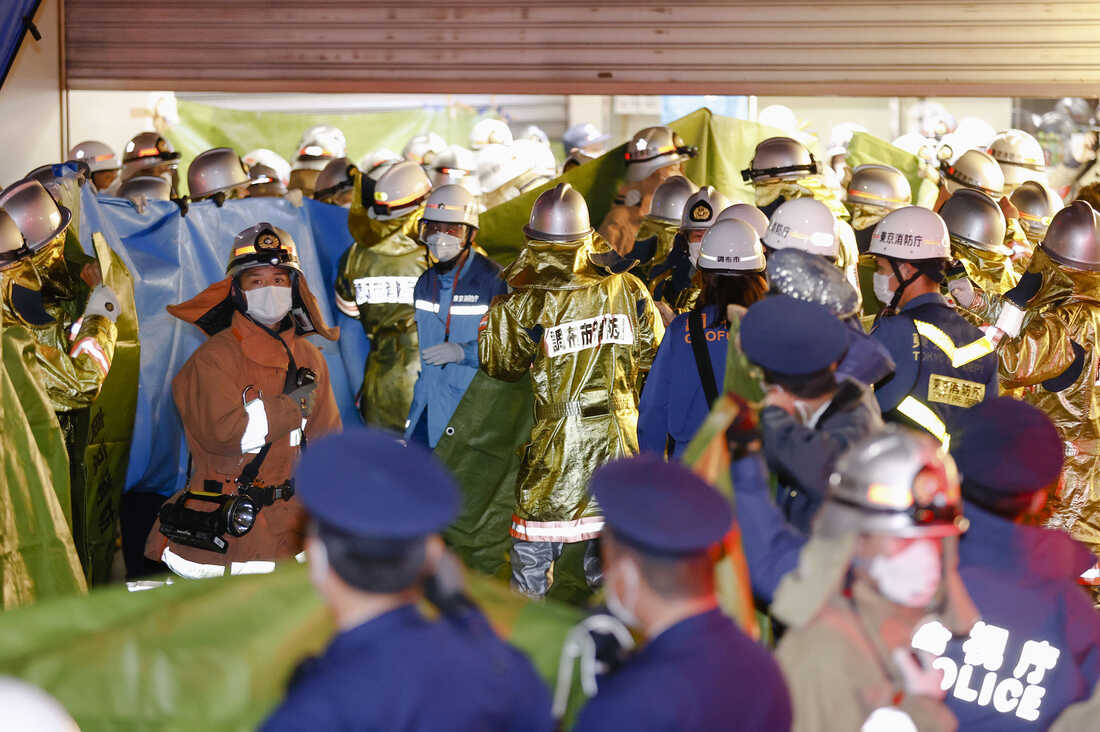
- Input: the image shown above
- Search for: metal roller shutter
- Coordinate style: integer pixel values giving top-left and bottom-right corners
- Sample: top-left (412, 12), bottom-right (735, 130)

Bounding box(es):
top-left (66, 1), bottom-right (1100, 96)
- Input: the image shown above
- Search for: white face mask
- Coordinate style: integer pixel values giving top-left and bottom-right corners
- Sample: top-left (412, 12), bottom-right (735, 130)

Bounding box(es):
top-left (868, 538), bottom-right (942, 608)
top-left (307, 538), bottom-right (329, 591)
top-left (245, 284), bottom-right (293, 326)
top-left (873, 272), bottom-right (896, 306)
top-left (425, 232), bottom-right (464, 263)
top-left (605, 557), bottom-right (640, 627)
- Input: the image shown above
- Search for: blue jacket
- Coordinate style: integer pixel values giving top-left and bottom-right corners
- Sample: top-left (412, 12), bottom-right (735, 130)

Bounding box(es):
top-left (837, 315), bottom-right (895, 386)
top-left (572, 608), bottom-right (792, 731)
top-left (638, 305), bottom-right (729, 458)
top-left (405, 251), bottom-right (507, 447)
top-left (871, 293), bottom-right (998, 439)
top-left (261, 604), bottom-right (553, 732)
top-left (731, 453), bottom-right (806, 605)
top-left (932, 504), bottom-right (1100, 731)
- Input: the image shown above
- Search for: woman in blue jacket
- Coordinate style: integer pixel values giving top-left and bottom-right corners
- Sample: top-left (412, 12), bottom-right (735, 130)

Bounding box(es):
top-left (405, 185), bottom-right (507, 447)
top-left (638, 218), bottom-right (767, 457)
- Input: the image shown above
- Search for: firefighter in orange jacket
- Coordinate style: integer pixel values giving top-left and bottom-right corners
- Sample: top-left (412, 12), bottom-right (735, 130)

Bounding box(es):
top-left (146, 223), bottom-right (341, 578)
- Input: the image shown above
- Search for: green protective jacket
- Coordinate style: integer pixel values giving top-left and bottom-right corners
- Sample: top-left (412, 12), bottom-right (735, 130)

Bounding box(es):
top-left (335, 172), bottom-right (427, 429)
top-left (479, 234), bottom-right (664, 542)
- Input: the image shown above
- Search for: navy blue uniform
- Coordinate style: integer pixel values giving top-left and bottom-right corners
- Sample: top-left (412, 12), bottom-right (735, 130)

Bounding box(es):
top-left (919, 504), bottom-right (1100, 731)
top-left (572, 608), bottom-right (792, 731)
top-left (638, 304), bottom-right (728, 457)
top-left (261, 604), bottom-right (553, 732)
top-left (871, 292), bottom-right (997, 441)
top-left (406, 251), bottom-right (507, 447)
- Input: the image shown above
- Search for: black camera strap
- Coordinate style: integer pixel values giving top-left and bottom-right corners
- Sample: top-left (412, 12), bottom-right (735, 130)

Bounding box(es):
top-left (236, 318), bottom-right (301, 489)
top-left (688, 310), bottom-right (720, 408)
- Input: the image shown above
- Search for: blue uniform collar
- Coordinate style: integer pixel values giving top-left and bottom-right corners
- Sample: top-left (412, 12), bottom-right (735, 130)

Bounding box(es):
top-left (641, 606), bottom-right (727, 653)
top-left (899, 291), bottom-right (948, 312)
top-left (325, 603), bottom-right (423, 657)
top-left (959, 502), bottom-right (1094, 578)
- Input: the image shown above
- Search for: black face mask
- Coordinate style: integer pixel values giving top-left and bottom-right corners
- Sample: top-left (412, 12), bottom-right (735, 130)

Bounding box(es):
top-left (854, 226), bottom-right (875, 254)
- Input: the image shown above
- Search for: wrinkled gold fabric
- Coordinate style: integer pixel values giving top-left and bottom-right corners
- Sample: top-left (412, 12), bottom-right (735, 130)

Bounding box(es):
top-left (953, 243), bottom-right (1020, 297)
top-left (338, 170), bottom-right (426, 428)
top-left (597, 164), bottom-right (684, 255)
top-left (1, 250), bottom-right (117, 413)
top-left (479, 234), bottom-right (664, 523)
top-left (754, 175), bottom-right (851, 221)
top-left (847, 203), bottom-right (888, 235)
top-left (630, 218), bottom-right (679, 282)
top-left (1000, 248), bottom-right (1100, 559)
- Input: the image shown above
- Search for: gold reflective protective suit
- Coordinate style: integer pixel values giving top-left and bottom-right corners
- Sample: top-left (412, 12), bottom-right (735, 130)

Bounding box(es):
top-left (999, 249), bottom-right (1100, 570)
top-left (0, 237), bottom-right (117, 412)
top-left (479, 234), bottom-right (664, 541)
top-left (598, 164), bottom-right (684, 255)
top-left (950, 243), bottom-right (1021, 329)
top-left (335, 175), bottom-right (427, 429)
top-left (630, 217), bottom-right (679, 283)
top-left (754, 175), bottom-right (851, 222)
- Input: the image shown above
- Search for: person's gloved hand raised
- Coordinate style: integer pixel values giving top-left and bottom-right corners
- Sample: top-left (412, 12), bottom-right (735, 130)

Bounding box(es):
top-left (423, 342), bottom-right (464, 366)
top-left (84, 284), bottom-right (121, 323)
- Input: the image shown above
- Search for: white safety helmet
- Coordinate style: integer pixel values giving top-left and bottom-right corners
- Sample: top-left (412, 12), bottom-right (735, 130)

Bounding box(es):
top-left (827, 122), bottom-right (868, 159)
top-left (477, 144), bottom-right (526, 195)
top-left (892, 133), bottom-right (940, 168)
top-left (431, 145), bottom-right (481, 197)
top-left (868, 206), bottom-right (952, 262)
top-left (758, 105), bottom-right (800, 135)
top-left (293, 125), bottom-right (347, 171)
top-left (520, 125), bottom-right (550, 147)
top-left (0, 677), bottom-right (78, 732)
top-left (742, 136), bottom-right (819, 184)
top-left (940, 149), bottom-right (1005, 197)
top-left (646, 175), bottom-right (699, 225)
top-left (513, 138), bottom-right (558, 180)
top-left (242, 149), bottom-right (291, 186)
top-left (69, 140), bottom-right (120, 174)
top-left (469, 119), bottom-right (513, 150)
top-left (988, 129), bottom-right (1047, 189)
top-left (357, 148), bottom-right (401, 176)
top-left (697, 219), bottom-right (766, 272)
top-left (715, 203), bottom-right (769, 238)
top-left (762, 198), bottom-right (838, 258)
top-left (680, 186), bottom-right (732, 232)
top-left (402, 133), bottom-right (447, 166)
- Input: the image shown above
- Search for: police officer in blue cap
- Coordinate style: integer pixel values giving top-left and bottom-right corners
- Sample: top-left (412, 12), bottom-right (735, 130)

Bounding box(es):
top-left (911, 398), bottom-right (1100, 731)
top-left (260, 428), bottom-right (553, 732)
top-left (741, 295), bottom-right (883, 534)
top-left (571, 455), bottom-right (792, 731)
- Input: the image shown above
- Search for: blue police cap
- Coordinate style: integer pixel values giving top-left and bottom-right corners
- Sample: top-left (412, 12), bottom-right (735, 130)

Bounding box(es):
top-left (295, 427), bottom-right (460, 539)
top-left (591, 455), bottom-right (732, 556)
top-left (950, 397), bottom-right (1063, 496)
top-left (740, 294), bottom-right (848, 375)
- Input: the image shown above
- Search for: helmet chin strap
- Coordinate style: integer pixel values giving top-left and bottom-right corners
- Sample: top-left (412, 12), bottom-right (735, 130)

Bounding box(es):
top-left (884, 258), bottom-right (921, 316)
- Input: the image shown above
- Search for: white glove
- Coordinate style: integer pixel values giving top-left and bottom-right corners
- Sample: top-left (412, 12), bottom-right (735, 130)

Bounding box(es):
top-left (84, 285), bottom-right (120, 323)
top-left (947, 278), bottom-right (976, 309)
top-left (422, 341), bottom-right (464, 366)
top-left (892, 647), bottom-right (946, 700)
top-left (994, 302), bottom-right (1026, 339)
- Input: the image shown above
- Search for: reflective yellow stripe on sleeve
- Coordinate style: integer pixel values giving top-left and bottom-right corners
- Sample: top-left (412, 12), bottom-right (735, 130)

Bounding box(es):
top-left (896, 395), bottom-right (951, 449)
top-left (912, 320), bottom-right (995, 368)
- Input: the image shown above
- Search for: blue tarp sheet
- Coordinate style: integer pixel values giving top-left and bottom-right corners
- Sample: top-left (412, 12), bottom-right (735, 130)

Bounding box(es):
top-left (0, 0), bottom-right (40, 89)
top-left (77, 189), bottom-right (361, 495)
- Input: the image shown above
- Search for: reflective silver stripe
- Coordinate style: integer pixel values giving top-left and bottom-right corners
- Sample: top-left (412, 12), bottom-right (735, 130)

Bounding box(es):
top-left (161, 547), bottom-right (227, 579)
top-left (241, 399), bottom-right (268, 454)
top-left (510, 515), bottom-right (604, 542)
top-left (334, 292), bottom-right (359, 317)
top-left (415, 298), bottom-right (440, 313)
top-left (230, 560), bottom-right (276, 575)
top-left (70, 337), bottom-right (112, 376)
top-left (290, 417), bottom-right (307, 447)
top-left (450, 303), bottom-right (489, 315)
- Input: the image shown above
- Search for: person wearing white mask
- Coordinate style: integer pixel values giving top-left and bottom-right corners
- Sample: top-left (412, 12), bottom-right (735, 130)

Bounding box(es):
top-left (740, 295), bottom-right (883, 535)
top-left (405, 185), bottom-right (507, 448)
top-left (145, 223), bottom-right (341, 578)
top-left (773, 427), bottom-right (978, 732)
top-left (566, 455), bottom-right (792, 732)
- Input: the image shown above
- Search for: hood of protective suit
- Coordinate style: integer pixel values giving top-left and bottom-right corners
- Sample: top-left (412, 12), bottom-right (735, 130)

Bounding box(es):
top-left (502, 233), bottom-right (611, 291)
top-left (1027, 247), bottom-right (1100, 309)
top-left (633, 217), bottom-right (680, 268)
top-left (953, 244), bottom-right (1020, 296)
top-left (167, 274), bottom-right (338, 341)
top-left (755, 175), bottom-right (850, 222)
top-left (347, 170), bottom-right (426, 249)
top-left (771, 532), bottom-right (978, 637)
